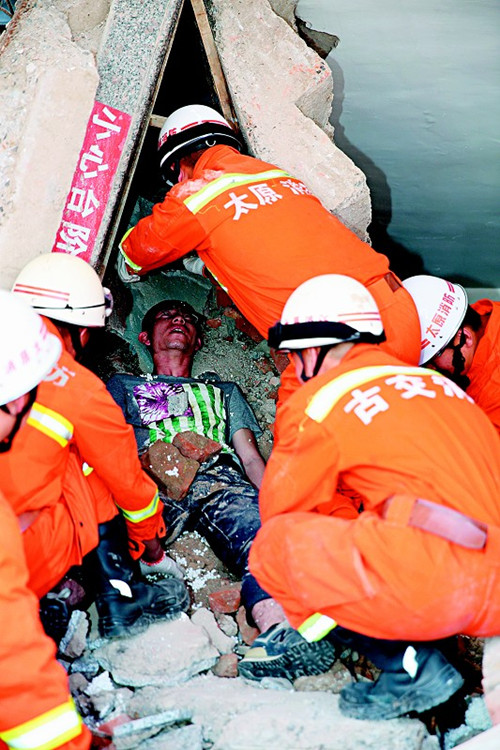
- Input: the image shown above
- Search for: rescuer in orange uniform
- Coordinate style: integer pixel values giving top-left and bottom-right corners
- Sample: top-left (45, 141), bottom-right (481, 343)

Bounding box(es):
top-left (403, 275), bottom-right (500, 435)
top-left (0, 290), bottom-right (90, 750)
top-left (5, 253), bottom-right (189, 638)
top-left (118, 104), bottom-right (421, 405)
top-left (246, 274), bottom-right (500, 721)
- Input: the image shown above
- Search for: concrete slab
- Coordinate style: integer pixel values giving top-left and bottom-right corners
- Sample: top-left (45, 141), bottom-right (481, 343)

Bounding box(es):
top-left (129, 674), bottom-right (437, 750)
top-left (0, 3), bottom-right (98, 289)
top-left (207, 0), bottom-right (371, 238)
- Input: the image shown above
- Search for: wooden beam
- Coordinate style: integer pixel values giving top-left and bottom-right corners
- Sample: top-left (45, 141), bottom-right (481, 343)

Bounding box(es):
top-left (189, 0), bottom-right (237, 129)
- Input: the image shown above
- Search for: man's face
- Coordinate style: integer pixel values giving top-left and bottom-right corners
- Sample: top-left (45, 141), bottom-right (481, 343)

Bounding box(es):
top-left (147, 306), bottom-right (201, 357)
top-left (427, 328), bottom-right (474, 376)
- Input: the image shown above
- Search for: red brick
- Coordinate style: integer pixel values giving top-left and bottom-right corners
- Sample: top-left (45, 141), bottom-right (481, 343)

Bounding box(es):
top-left (93, 714), bottom-right (131, 746)
top-left (223, 308), bottom-right (240, 320)
top-left (208, 586), bottom-right (242, 614)
top-left (211, 653), bottom-right (239, 678)
top-left (236, 605), bottom-right (260, 646)
top-left (173, 430), bottom-right (222, 464)
top-left (255, 356), bottom-right (274, 374)
top-left (141, 442), bottom-right (199, 500)
top-left (215, 288), bottom-right (233, 308)
top-left (270, 349), bottom-right (290, 374)
top-left (235, 316), bottom-right (264, 343)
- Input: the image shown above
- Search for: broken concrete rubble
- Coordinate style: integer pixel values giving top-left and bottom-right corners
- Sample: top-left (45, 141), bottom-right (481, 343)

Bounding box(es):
top-left (92, 615), bottom-right (219, 688)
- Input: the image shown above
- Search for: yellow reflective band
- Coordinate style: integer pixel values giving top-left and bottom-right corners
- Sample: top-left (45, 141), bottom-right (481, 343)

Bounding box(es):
top-left (298, 613), bottom-right (338, 643)
top-left (119, 243), bottom-right (142, 272)
top-left (27, 403), bottom-right (74, 448)
top-left (118, 490), bottom-right (160, 524)
top-left (82, 462), bottom-right (94, 476)
top-left (184, 169), bottom-right (289, 214)
top-left (305, 365), bottom-right (434, 423)
top-left (1, 698), bottom-right (83, 750)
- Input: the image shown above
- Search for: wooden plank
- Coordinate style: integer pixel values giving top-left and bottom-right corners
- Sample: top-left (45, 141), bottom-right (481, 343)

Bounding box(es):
top-left (189, 0), bottom-right (237, 129)
top-left (150, 113), bottom-right (166, 129)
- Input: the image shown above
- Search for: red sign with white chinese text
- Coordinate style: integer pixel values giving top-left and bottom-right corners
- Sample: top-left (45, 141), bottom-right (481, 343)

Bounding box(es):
top-left (52, 101), bottom-right (131, 262)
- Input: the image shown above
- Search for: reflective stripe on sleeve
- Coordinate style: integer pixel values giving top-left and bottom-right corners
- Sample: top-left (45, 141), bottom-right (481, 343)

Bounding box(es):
top-left (305, 365), bottom-right (432, 423)
top-left (119, 245), bottom-right (143, 272)
top-left (183, 169), bottom-right (289, 214)
top-left (117, 489), bottom-right (161, 524)
top-left (298, 613), bottom-right (338, 643)
top-left (27, 403), bottom-right (74, 448)
top-left (0, 698), bottom-right (83, 750)
top-left (82, 462), bottom-right (94, 476)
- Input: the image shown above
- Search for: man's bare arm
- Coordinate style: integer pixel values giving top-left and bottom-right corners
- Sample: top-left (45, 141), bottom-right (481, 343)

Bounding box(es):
top-left (232, 428), bottom-right (266, 489)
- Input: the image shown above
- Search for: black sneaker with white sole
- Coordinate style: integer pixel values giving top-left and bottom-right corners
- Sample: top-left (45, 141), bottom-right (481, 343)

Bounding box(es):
top-left (238, 621), bottom-right (336, 681)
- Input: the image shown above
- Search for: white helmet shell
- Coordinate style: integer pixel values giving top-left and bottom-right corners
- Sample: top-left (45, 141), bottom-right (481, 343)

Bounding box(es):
top-left (0, 291), bottom-right (61, 405)
top-left (12, 253), bottom-right (112, 328)
top-left (402, 275), bottom-right (467, 364)
top-left (158, 104), bottom-right (240, 175)
top-left (277, 274), bottom-right (384, 349)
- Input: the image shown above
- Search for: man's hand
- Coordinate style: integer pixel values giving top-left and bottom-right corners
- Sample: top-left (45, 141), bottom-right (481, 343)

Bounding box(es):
top-left (117, 253), bottom-right (140, 283)
top-left (139, 551), bottom-right (185, 580)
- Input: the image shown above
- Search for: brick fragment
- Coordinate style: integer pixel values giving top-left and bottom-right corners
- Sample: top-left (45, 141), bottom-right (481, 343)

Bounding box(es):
top-left (141, 442), bottom-right (199, 500)
top-left (255, 356), bottom-right (274, 374)
top-left (235, 315), bottom-right (264, 343)
top-left (215, 288), bottom-right (233, 308)
top-left (173, 430), bottom-right (222, 464)
top-left (206, 318), bottom-right (222, 328)
top-left (208, 586), bottom-right (242, 614)
top-left (236, 605), bottom-right (260, 646)
top-left (211, 653), bottom-right (239, 678)
top-left (270, 349), bottom-right (290, 374)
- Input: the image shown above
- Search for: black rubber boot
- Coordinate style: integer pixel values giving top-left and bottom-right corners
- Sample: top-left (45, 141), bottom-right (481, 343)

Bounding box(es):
top-left (328, 628), bottom-right (464, 720)
top-left (86, 515), bottom-right (190, 638)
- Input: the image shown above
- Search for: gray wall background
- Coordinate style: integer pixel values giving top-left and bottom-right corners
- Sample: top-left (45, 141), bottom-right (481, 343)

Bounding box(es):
top-left (297, 0), bottom-right (500, 298)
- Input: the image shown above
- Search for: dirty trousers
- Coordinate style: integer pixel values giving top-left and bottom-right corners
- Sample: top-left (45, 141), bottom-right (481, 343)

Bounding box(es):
top-left (249, 511), bottom-right (500, 640)
top-left (160, 459), bottom-right (270, 612)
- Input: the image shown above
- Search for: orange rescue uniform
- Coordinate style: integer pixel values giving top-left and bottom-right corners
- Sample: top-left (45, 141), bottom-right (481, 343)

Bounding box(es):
top-left (121, 146), bottom-right (421, 402)
top-left (0, 492), bottom-right (90, 750)
top-left (0, 319), bottom-right (164, 598)
top-left (249, 346), bottom-right (500, 642)
top-left (468, 299), bottom-right (500, 435)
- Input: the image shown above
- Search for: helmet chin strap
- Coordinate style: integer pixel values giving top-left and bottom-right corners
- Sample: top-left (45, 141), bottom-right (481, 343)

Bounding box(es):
top-left (298, 346), bottom-right (331, 382)
top-left (439, 329), bottom-right (470, 391)
top-left (0, 387), bottom-right (38, 453)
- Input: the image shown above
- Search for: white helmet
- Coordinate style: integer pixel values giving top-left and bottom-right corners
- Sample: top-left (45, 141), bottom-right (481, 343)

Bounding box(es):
top-left (402, 275), bottom-right (467, 364)
top-left (268, 274), bottom-right (385, 350)
top-left (12, 253), bottom-right (113, 327)
top-left (158, 104), bottom-right (241, 182)
top-left (0, 290), bottom-right (61, 405)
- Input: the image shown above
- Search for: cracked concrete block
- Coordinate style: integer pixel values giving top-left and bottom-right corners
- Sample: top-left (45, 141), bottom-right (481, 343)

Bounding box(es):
top-left (128, 674), bottom-right (434, 750)
top-left (191, 607), bottom-right (237, 655)
top-left (207, 0), bottom-right (371, 238)
top-left (135, 724), bottom-right (203, 750)
top-left (0, 4), bottom-right (98, 289)
top-left (93, 615), bottom-right (219, 688)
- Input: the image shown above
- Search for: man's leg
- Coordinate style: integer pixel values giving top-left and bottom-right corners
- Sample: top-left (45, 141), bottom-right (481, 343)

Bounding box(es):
top-left (192, 461), bottom-right (336, 679)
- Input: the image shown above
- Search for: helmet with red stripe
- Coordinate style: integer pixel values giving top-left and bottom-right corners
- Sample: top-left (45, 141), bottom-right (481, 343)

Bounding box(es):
top-left (158, 104), bottom-right (241, 184)
top-left (268, 274), bottom-right (385, 351)
top-left (12, 253), bottom-right (113, 328)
